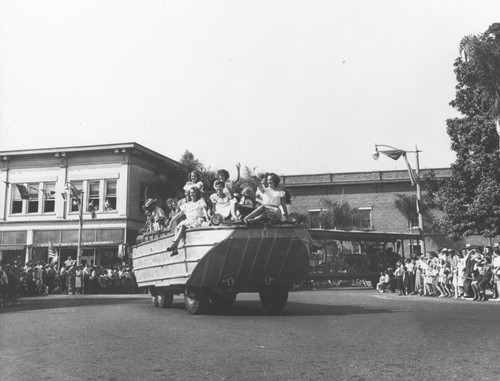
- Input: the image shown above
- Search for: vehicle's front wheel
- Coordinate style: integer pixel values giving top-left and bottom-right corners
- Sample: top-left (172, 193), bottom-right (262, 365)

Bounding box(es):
top-left (152, 295), bottom-right (159, 307)
top-left (157, 292), bottom-right (174, 308)
top-left (184, 288), bottom-right (209, 314)
top-left (259, 286), bottom-right (289, 314)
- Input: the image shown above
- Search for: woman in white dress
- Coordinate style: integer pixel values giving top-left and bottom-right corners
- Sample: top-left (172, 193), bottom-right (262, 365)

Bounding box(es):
top-left (167, 187), bottom-right (209, 256)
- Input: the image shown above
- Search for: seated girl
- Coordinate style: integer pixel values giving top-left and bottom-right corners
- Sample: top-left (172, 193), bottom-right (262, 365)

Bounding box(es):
top-left (167, 187), bottom-right (209, 256)
top-left (255, 173), bottom-right (269, 206)
top-left (210, 180), bottom-right (233, 222)
top-left (183, 171), bottom-right (204, 193)
top-left (244, 173), bottom-right (289, 224)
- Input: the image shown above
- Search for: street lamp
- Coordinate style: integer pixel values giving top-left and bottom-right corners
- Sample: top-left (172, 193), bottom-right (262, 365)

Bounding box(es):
top-left (373, 144), bottom-right (425, 255)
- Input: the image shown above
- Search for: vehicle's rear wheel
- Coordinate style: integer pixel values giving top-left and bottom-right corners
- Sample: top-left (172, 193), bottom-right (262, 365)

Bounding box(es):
top-left (210, 293), bottom-right (236, 308)
top-left (259, 286), bottom-right (289, 314)
top-left (184, 288), bottom-right (209, 314)
top-left (157, 292), bottom-right (174, 308)
top-left (152, 295), bottom-right (159, 307)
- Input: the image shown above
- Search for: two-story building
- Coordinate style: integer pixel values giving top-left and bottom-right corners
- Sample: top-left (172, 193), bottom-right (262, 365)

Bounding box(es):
top-left (0, 143), bottom-right (184, 266)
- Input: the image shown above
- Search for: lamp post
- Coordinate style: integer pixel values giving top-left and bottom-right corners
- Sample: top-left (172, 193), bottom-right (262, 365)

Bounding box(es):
top-left (66, 182), bottom-right (84, 266)
top-left (373, 144), bottom-right (425, 255)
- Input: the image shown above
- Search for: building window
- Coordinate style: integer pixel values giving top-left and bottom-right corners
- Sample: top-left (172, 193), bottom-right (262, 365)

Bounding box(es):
top-left (43, 183), bottom-right (56, 213)
top-left (308, 209), bottom-right (325, 229)
top-left (27, 183), bottom-right (39, 213)
top-left (11, 186), bottom-right (23, 214)
top-left (105, 180), bottom-right (117, 211)
top-left (356, 207), bottom-right (372, 230)
top-left (70, 181), bottom-right (83, 212)
top-left (88, 181), bottom-right (100, 211)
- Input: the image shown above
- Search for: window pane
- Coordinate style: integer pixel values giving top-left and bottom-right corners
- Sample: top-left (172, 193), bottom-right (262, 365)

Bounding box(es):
top-left (27, 183), bottom-right (39, 213)
top-left (309, 211), bottom-right (320, 229)
top-left (106, 180), bottom-right (117, 196)
top-left (88, 181), bottom-right (100, 211)
top-left (12, 186), bottom-right (23, 214)
top-left (43, 183), bottom-right (56, 213)
top-left (105, 180), bottom-right (117, 211)
top-left (89, 181), bottom-right (100, 197)
top-left (356, 209), bottom-right (372, 230)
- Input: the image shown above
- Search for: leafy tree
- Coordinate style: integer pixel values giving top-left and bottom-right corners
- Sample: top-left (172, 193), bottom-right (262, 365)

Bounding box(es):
top-left (442, 24), bottom-right (500, 239)
top-left (179, 150), bottom-right (203, 173)
top-left (394, 194), bottom-right (418, 229)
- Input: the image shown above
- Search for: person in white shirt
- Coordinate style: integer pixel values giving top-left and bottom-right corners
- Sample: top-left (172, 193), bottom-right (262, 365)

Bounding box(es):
top-left (210, 180), bottom-right (233, 222)
top-left (244, 173), bottom-right (289, 224)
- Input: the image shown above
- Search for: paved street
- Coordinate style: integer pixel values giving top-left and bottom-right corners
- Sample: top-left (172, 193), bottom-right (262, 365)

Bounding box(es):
top-left (1, 289), bottom-right (499, 381)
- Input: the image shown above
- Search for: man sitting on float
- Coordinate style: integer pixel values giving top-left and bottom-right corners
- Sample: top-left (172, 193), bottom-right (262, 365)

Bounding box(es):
top-left (243, 173), bottom-right (289, 224)
top-left (167, 187), bottom-right (209, 256)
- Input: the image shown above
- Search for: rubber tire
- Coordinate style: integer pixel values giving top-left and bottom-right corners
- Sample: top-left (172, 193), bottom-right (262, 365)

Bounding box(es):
top-left (259, 287), bottom-right (289, 314)
top-left (210, 293), bottom-right (236, 308)
top-left (152, 295), bottom-right (159, 307)
top-left (184, 290), bottom-right (209, 315)
top-left (157, 292), bottom-right (174, 308)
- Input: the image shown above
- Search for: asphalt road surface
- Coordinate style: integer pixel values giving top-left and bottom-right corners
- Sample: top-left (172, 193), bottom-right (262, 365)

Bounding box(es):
top-left (1, 289), bottom-right (499, 381)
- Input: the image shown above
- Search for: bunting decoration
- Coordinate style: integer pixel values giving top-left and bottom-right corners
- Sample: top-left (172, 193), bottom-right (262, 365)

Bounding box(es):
top-left (16, 184), bottom-right (31, 200)
top-left (39, 188), bottom-right (56, 199)
top-left (401, 152), bottom-right (420, 187)
top-left (67, 181), bottom-right (83, 204)
top-left (380, 149), bottom-right (404, 161)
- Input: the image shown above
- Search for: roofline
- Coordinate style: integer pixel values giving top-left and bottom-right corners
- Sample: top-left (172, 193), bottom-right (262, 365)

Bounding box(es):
top-left (282, 167), bottom-right (450, 178)
top-left (0, 142), bottom-right (183, 168)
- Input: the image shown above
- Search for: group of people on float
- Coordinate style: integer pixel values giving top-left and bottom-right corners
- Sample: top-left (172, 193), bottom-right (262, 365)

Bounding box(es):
top-left (0, 259), bottom-right (138, 307)
top-left (142, 167), bottom-right (291, 256)
top-left (376, 244), bottom-right (500, 301)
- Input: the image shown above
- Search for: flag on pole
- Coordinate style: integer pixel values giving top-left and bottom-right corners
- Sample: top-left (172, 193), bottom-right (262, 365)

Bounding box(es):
top-left (48, 240), bottom-right (58, 262)
top-left (401, 152), bottom-right (420, 187)
top-left (67, 181), bottom-right (82, 201)
top-left (39, 188), bottom-right (56, 199)
top-left (380, 149), bottom-right (404, 161)
top-left (16, 184), bottom-right (31, 200)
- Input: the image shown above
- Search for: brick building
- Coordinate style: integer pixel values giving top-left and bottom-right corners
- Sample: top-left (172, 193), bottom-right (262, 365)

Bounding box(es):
top-left (0, 143), bottom-right (184, 266)
top-left (281, 168), bottom-right (459, 252)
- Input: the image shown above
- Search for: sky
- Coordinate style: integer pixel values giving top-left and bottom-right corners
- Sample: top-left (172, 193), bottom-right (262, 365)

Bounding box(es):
top-left (0, 1), bottom-right (498, 179)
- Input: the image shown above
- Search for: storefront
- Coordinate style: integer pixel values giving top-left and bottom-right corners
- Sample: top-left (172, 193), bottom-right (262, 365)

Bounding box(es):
top-left (30, 228), bottom-right (127, 266)
top-left (0, 231), bottom-right (28, 264)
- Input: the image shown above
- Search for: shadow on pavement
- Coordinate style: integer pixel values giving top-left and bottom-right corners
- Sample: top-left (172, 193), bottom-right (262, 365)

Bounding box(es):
top-left (165, 300), bottom-right (405, 317)
top-left (3, 293), bottom-right (404, 317)
top-left (0, 295), bottom-right (144, 313)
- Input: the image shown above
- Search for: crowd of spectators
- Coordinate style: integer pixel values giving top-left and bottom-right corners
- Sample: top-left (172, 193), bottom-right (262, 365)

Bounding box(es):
top-left (0, 258), bottom-right (138, 308)
top-left (376, 243), bottom-right (500, 302)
